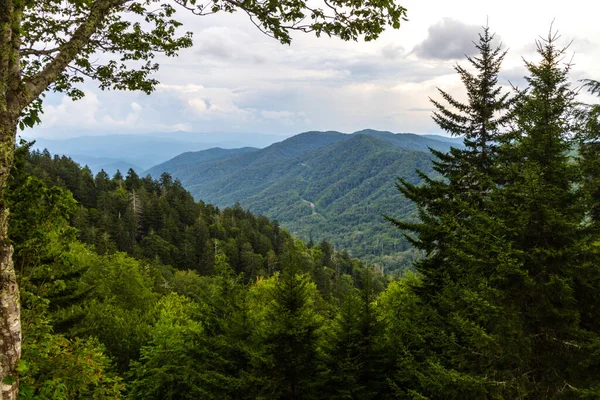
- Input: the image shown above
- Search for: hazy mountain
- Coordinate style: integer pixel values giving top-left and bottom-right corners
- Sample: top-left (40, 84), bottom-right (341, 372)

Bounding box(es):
top-left (62, 154), bottom-right (142, 176)
top-left (146, 130), bottom-right (461, 270)
top-left (152, 147), bottom-right (260, 171)
top-left (421, 134), bottom-right (464, 144)
top-left (26, 131), bottom-right (288, 170)
top-left (355, 129), bottom-right (460, 152)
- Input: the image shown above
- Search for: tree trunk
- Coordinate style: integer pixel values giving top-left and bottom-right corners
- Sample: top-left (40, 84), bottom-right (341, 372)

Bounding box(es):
top-left (0, 114), bottom-right (19, 400)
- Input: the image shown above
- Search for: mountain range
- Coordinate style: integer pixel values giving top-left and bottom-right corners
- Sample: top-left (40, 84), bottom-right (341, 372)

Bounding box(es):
top-left (24, 131), bottom-right (289, 174)
top-left (146, 129), bottom-right (460, 271)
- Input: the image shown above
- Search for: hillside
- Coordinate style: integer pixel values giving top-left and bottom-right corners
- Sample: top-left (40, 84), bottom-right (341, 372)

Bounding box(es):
top-left (147, 130), bottom-right (456, 271)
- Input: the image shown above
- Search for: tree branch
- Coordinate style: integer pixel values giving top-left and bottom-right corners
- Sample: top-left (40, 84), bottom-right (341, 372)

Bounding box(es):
top-left (20, 47), bottom-right (61, 56)
top-left (20, 0), bottom-right (130, 110)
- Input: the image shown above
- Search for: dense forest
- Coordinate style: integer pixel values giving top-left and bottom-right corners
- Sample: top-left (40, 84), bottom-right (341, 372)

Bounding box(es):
top-left (145, 130), bottom-right (453, 271)
top-left (9, 139), bottom-right (391, 399)
top-left (6, 27), bottom-right (600, 399)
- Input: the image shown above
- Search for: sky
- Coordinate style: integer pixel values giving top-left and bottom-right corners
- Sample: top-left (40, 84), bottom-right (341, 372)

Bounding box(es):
top-left (26, 0), bottom-right (600, 139)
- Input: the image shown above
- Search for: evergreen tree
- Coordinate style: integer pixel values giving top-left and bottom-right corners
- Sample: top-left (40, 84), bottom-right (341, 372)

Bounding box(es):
top-left (254, 251), bottom-right (323, 399)
top-left (490, 33), bottom-right (600, 396)
top-left (385, 27), bottom-right (514, 397)
top-left (387, 26), bottom-right (512, 304)
top-left (389, 29), bottom-right (600, 398)
top-left (430, 26), bottom-right (512, 175)
top-left (320, 269), bottom-right (385, 399)
top-left (578, 78), bottom-right (600, 226)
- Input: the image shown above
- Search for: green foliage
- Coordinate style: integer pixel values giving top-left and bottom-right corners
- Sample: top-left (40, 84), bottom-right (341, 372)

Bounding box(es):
top-left (127, 293), bottom-right (206, 400)
top-left (387, 28), bottom-right (600, 398)
top-left (19, 289), bottom-right (124, 399)
top-left (8, 22), bottom-right (600, 400)
top-left (9, 140), bottom-right (382, 398)
top-left (319, 269), bottom-right (387, 399)
top-left (250, 265), bottom-right (323, 399)
top-left (147, 130), bottom-right (457, 271)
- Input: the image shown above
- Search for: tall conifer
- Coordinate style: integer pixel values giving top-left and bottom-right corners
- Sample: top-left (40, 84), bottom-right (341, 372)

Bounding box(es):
top-left (389, 29), bottom-right (600, 398)
top-left (386, 26), bottom-right (514, 398)
top-left (492, 33), bottom-right (600, 396)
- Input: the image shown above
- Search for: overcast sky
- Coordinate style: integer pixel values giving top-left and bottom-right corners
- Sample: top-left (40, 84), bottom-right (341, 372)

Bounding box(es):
top-left (26, 0), bottom-right (600, 139)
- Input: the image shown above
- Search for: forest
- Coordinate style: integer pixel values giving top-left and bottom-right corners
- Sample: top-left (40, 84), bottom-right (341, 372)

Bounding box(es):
top-left (145, 130), bottom-right (446, 272)
top-left (3, 25), bottom-right (599, 399)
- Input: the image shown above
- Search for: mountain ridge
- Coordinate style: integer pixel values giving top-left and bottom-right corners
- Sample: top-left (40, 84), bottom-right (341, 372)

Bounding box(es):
top-left (145, 129), bottom-right (458, 270)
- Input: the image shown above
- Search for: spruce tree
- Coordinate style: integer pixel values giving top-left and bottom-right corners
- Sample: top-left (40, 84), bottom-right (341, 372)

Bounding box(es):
top-left (319, 269), bottom-right (385, 399)
top-left (491, 34), bottom-right (600, 396)
top-left (578, 79), bottom-right (600, 226)
top-left (385, 26), bottom-right (519, 398)
top-left (388, 25), bottom-right (512, 299)
top-left (255, 250), bottom-right (323, 399)
top-left (389, 29), bottom-right (600, 398)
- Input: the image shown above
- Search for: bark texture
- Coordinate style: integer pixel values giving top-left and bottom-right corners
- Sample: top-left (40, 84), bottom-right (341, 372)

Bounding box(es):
top-left (0, 114), bottom-right (18, 400)
top-left (0, 208), bottom-right (18, 400)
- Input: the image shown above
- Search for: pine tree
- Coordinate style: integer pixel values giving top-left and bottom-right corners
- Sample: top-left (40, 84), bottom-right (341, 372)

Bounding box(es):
top-left (319, 269), bottom-right (385, 399)
top-left (490, 33), bottom-right (600, 396)
top-left (389, 28), bottom-right (600, 398)
top-left (430, 26), bottom-right (512, 175)
top-left (385, 26), bottom-right (520, 398)
top-left (388, 25), bottom-right (512, 300)
top-left (255, 251), bottom-right (323, 399)
top-left (578, 79), bottom-right (600, 226)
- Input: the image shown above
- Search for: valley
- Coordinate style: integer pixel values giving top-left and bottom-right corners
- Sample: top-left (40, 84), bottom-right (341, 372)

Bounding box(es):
top-left (145, 129), bottom-right (456, 271)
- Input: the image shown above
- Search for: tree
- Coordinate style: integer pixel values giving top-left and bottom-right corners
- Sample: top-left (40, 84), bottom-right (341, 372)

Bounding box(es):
top-left (389, 29), bottom-right (600, 398)
top-left (319, 269), bottom-right (385, 399)
top-left (252, 251), bottom-right (323, 399)
top-left (430, 26), bottom-right (512, 174)
top-left (387, 25), bottom-right (512, 325)
top-left (385, 27), bottom-right (519, 397)
top-left (577, 79), bottom-right (600, 226)
top-left (128, 293), bottom-right (205, 400)
top-left (490, 33), bottom-right (600, 396)
top-left (0, 1), bottom-right (407, 395)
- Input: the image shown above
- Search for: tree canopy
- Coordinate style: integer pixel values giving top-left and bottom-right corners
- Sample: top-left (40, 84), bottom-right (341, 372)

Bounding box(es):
top-left (0, 1), bottom-right (407, 397)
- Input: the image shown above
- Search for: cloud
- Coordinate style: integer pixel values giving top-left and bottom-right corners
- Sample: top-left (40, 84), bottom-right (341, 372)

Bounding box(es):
top-left (261, 110), bottom-right (297, 119)
top-left (29, 2), bottom-right (600, 140)
top-left (43, 92), bottom-right (101, 128)
top-left (192, 26), bottom-right (270, 64)
top-left (381, 44), bottom-right (406, 60)
top-left (102, 102), bottom-right (143, 126)
top-left (31, 90), bottom-right (194, 137)
top-left (412, 18), bottom-right (485, 60)
top-left (160, 84), bottom-right (253, 121)
top-left (406, 107), bottom-right (436, 112)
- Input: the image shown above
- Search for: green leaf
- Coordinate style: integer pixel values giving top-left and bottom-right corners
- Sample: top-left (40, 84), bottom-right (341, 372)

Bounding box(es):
top-left (16, 359), bottom-right (29, 374)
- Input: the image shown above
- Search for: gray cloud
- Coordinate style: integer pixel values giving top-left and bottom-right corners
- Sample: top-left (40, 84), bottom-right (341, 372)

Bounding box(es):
top-left (29, 1), bottom-right (600, 140)
top-left (381, 44), bottom-right (405, 60)
top-left (412, 18), bottom-right (484, 60)
top-left (406, 107), bottom-right (436, 112)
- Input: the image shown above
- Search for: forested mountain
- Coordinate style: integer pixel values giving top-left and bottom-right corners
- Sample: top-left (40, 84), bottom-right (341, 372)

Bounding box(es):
top-left (6, 27), bottom-right (600, 400)
top-left (146, 129), bottom-right (457, 271)
top-left (10, 142), bottom-right (391, 398)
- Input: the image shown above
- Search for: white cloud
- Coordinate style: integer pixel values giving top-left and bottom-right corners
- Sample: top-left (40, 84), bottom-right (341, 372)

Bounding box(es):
top-left (43, 92), bottom-right (101, 128)
top-left (102, 102), bottom-right (143, 126)
top-left (29, 0), bottom-right (600, 139)
top-left (261, 111), bottom-right (296, 119)
top-left (412, 19), bottom-right (484, 60)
